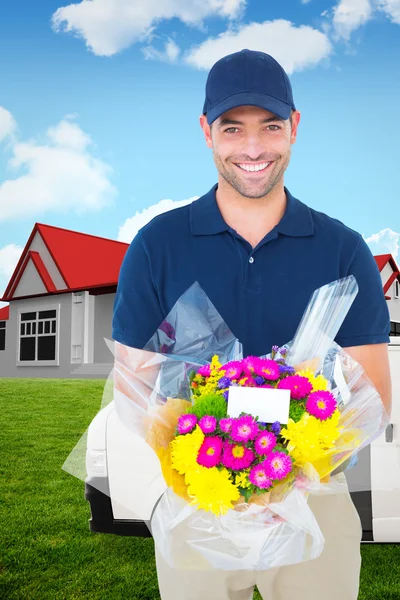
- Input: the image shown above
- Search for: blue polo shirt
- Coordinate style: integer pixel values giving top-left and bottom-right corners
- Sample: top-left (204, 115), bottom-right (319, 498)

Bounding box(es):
top-left (112, 184), bottom-right (390, 357)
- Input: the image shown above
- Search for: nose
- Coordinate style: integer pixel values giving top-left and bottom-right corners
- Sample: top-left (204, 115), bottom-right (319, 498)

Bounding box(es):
top-left (241, 133), bottom-right (266, 161)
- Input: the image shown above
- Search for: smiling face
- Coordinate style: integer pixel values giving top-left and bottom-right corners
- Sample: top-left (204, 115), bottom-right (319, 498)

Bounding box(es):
top-left (200, 105), bottom-right (300, 199)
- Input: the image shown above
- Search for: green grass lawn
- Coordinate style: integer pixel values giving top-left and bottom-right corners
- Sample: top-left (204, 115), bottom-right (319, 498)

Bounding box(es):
top-left (1, 378), bottom-right (400, 600)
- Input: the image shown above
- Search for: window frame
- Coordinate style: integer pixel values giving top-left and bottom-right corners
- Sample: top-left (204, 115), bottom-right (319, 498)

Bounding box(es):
top-left (0, 320), bottom-right (5, 351)
top-left (395, 279), bottom-right (399, 299)
top-left (16, 304), bottom-right (60, 366)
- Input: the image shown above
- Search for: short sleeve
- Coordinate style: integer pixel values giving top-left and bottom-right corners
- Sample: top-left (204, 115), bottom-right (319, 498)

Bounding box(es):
top-left (335, 235), bottom-right (391, 348)
top-left (112, 231), bottom-right (164, 349)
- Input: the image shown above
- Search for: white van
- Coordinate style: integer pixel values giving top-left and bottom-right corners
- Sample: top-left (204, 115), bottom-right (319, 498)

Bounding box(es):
top-left (84, 341), bottom-right (400, 542)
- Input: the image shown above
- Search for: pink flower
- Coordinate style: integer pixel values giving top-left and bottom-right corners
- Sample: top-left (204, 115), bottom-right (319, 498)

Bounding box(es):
top-left (198, 364), bottom-right (211, 377)
top-left (262, 451), bottom-right (293, 481)
top-left (197, 436), bottom-right (223, 468)
top-left (199, 415), bottom-right (217, 434)
top-left (222, 441), bottom-right (255, 470)
top-left (219, 417), bottom-right (234, 433)
top-left (254, 359), bottom-right (281, 381)
top-left (254, 431), bottom-right (277, 456)
top-left (222, 360), bottom-right (245, 380)
top-left (230, 415), bottom-right (259, 443)
top-left (243, 356), bottom-right (262, 376)
top-left (277, 375), bottom-right (313, 400)
top-left (306, 390), bottom-right (337, 420)
top-left (177, 413), bottom-right (197, 435)
top-left (249, 464), bottom-right (273, 489)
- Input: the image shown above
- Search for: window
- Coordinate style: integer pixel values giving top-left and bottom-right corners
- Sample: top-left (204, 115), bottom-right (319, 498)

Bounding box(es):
top-left (390, 321), bottom-right (400, 336)
top-left (0, 321), bottom-right (5, 351)
top-left (395, 280), bottom-right (399, 299)
top-left (19, 309), bottom-right (57, 361)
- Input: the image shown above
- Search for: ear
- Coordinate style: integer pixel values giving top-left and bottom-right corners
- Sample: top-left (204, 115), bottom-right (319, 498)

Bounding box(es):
top-left (199, 114), bottom-right (213, 149)
top-left (290, 111), bottom-right (301, 144)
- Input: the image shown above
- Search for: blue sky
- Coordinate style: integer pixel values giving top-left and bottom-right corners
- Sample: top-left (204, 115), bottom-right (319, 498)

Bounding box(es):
top-left (1, 0), bottom-right (400, 308)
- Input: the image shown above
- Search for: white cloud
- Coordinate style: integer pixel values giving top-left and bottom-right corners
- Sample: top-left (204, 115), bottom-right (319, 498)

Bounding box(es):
top-left (0, 243), bottom-right (24, 306)
top-left (142, 38), bottom-right (181, 63)
top-left (117, 196), bottom-right (198, 242)
top-left (0, 109), bottom-right (117, 223)
top-left (377, 0), bottom-right (400, 24)
top-left (0, 243), bottom-right (23, 279)
top-left (0, 107), bottom-right (17, 144)
top-left (332, 0), bottom-right (373, 40)
top-left (364, 228), bottom-right (400, 260)
top-left (184, 19), bottom-right (333, 73)
top-left (52, 0), bottom-right (246, 57)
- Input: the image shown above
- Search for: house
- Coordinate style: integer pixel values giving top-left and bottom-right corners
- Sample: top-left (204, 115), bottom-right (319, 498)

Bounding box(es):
top-left (0, 223), bottom-right (128, 378)
top-left (374, 254), bottom-right (400, 337)
top-left (1, 223), bottom-right (400, 378)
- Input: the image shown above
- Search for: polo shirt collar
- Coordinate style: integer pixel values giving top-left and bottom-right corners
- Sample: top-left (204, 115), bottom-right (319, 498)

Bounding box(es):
top-left (190, 183), bottom-right (314, 237)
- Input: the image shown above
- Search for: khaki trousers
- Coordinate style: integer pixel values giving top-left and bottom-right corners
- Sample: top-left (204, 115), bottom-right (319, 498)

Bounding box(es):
top-left (154, 485), bottom-right (363, 600)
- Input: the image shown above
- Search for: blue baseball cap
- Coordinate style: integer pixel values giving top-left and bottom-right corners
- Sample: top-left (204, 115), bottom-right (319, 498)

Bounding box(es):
top-left (202, 49), bottom-right (296, 125)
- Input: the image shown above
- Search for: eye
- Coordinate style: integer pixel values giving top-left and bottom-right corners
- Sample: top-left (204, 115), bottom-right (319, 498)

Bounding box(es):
top-left (267, 125), bottom-right (281, 131)
top-left (224, 127), bottom-right (239, 134)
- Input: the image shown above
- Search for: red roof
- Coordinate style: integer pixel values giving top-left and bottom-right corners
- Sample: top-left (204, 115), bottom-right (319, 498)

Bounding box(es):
top-left (373, 254), bottom-right (400, 299)
top-left (0, 305), bottom-right (9, 320)
top-left (1, 222), bottom-right (129, 304)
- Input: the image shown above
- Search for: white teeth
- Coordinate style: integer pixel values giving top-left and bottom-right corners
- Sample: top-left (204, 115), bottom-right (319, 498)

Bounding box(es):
top-left (237, 162), bottom-right (270, 172)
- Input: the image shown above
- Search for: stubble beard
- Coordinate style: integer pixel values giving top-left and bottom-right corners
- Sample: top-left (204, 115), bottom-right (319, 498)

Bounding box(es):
top-left (213, 148), bottom-right (292, 200)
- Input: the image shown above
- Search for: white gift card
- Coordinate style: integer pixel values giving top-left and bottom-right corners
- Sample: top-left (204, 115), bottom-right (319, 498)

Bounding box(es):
top-left (227, 386), bottom-right (291, 424)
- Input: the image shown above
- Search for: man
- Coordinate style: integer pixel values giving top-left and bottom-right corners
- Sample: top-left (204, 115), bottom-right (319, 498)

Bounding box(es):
top-left (112, 49), bottom-right (392, 599)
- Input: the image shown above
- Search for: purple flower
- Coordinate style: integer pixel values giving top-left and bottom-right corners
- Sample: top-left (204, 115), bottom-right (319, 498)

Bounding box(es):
top-left (218, 376), bottom-right (231, 389)
top-left (270, 421), bottom-right (281, 436)
top-left (159, 320), bottom-right (175, 339)
top-left (254, 376), bottom-right (265, 386)
top-left (222, 390), bottom-right (229, 401)
top-left (279, 364), bottom-right (295, 375)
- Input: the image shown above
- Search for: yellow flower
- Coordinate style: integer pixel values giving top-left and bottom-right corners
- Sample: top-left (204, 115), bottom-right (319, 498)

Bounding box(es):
top-left (186, 466), bottom-right (241, 515)
top-left (295, 368), bottom-right (329, 392)
top-left (235, 471), bottom-right (250, 489)
top-left (195, 355), bottom-right (227, 399)
top-left (156, 446), bottom-right (190, 502)
top-left (280, 411), bottom-right (344, 467)
top-left (170, 425), bottom-right (205, 475)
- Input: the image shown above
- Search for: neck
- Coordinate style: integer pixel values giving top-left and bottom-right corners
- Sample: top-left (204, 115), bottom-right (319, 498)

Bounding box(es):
top-left (215, 177), bottom-right (287, 246)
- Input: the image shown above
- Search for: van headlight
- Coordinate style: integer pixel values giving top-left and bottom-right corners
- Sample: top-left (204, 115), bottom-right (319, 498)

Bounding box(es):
top-left (86, 449), bottom-right (108, 477)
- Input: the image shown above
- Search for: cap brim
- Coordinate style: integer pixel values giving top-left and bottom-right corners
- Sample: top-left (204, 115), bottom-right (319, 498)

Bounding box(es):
top-left (206, 92), bottom-right (292, 125)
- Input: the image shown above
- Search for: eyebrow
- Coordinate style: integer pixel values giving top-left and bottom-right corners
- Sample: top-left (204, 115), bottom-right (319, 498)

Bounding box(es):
top-left (217, 116), bottom-right (285, 128)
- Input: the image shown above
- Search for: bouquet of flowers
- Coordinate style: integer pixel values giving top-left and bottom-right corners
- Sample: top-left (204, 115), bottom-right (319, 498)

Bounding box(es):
top-left (104, 274), bottom-right (389, 571)
top-left (60, 274), bottom-right (394, 572)
top-left (163, 348), bottom-right (354, 517)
